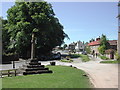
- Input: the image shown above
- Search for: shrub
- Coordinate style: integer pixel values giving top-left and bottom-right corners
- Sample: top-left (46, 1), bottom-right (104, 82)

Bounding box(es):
top-left (115, 52), bottom-right (120, 60)
top-left (70, 54), bottom-right (80, 58)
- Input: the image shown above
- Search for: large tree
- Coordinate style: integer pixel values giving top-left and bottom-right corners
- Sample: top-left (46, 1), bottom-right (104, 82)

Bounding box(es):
top-left (6, 1), bottom-right (68, 58)
top-left (1, 17), bottom-right (10, 54)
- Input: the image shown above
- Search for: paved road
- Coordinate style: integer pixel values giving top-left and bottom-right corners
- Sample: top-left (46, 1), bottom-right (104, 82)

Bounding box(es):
top-left (0, 56), bottom-right (118, 88)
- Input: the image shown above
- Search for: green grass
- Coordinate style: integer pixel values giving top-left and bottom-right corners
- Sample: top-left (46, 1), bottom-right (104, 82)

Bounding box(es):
top-left (70, 54), bottom-right (90, 62)
top-left (79, 54), bottom-right (90, 62)
top-left (60, 59), bottom-right (73, 63)
top-left (2, 66), bottom-right (92, 88)
top-left (100, 60), bottom-right (119, 64)
top-left (99, 56), bottom-right (109, 60)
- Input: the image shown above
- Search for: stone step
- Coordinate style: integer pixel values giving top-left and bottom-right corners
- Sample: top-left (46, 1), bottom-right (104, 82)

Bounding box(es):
top-left (23, 70), bottom-right (53, 75)
top-left (30, 60), bottom-right (38, 63)
top-left (27, 65), bottom-right (44, 68)
top-left (25, 68), bottom-right (49, 71)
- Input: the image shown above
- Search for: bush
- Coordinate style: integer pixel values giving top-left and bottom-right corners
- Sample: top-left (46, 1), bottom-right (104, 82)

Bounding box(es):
top-left (70, 54), bottom-right (81, 58)
top-left (100, 56), bottom-right (109, 60)
top-left (115, 52), bottom-right (120, 60)
top-left (2, 53), bottom-right (19, 64)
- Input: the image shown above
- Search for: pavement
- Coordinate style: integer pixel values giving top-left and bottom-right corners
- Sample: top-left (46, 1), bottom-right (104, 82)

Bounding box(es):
top-left (0, 56), bottom-right (118, 88)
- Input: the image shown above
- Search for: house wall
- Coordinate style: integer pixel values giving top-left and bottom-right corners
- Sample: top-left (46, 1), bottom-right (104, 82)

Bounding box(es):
top-left (90, 45), bottom-right (99, 54)
top-left (75, 41), bottom-right (84, 52)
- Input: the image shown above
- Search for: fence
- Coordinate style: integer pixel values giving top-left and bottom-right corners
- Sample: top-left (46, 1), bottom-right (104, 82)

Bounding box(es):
top-left (0, 69), bottom-right (19, 78)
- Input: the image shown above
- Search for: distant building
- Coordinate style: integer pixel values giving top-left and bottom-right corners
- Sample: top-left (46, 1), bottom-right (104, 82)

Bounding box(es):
top-left (75, 41), bottom-right (85, 52)
top-left (68, 42), bottom-right (76, 52)
top-left (68, 41), bottom-right (85, 53)
top-left (88, 37), bottom-right (117, 59)
top-left (88, 38), bottom-right (100, 53)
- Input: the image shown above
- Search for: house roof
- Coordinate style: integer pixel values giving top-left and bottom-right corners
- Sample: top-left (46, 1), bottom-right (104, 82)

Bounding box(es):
top-left (108, 40), bottom-right (117, 46)
top-left (88, 40), bottom-right (117, 46)
top-left (105, 49), bottom-right (116, 54)
top-left (88, 41), bottom-right (100, 46)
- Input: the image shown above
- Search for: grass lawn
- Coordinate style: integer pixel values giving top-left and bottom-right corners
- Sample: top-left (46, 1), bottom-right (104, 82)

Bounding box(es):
top-left (70, 54), bottom-right (90, 62)
top-left (2, 66), bottom-right (92, 88)
top-left (100, 60), bottom-right (119, 64)
top-left (99, 56), bottom-right (109, 60)
top-left (60, 59), bottom-right (73, 63)
top-left (79, 54), bottom-right (90, 62)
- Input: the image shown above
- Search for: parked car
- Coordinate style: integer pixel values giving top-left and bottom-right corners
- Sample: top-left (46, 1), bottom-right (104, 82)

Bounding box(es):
top-left (82, 51), bottom-right (87, 55)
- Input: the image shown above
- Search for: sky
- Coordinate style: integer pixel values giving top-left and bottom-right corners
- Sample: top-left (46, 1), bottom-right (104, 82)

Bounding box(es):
top-left (1, 2), bottom-right (118, 45)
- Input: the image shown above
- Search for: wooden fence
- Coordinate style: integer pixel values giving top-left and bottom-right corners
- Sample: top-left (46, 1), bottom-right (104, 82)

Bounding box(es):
top-left (0, 69), bottom-right (19, 78)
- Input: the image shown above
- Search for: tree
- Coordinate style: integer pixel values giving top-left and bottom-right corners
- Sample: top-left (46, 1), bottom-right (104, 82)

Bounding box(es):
top-left (6, 1), bottom-right (69, 58)
top-left (1, 17), bottom-right (11, 54)
top-left (89, 38), bottom-right (95, 42)
top-left (63, 44), bottom-right (67, 50)
top-left (98, 34), bottom-right (108, 55)
top-left (85, 46), bottom-right (91, 54)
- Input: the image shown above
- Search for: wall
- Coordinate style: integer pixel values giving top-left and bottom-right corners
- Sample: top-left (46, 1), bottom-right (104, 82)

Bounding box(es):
top-left (90, 45), bottom-right (99, 54)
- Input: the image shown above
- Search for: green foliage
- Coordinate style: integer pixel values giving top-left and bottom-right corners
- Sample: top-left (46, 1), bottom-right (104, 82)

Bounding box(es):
top-left (2, 66), bottom-right (91, 88)
top-left (79, 54), bottom-right (90, 62)
top-left (98, 45), bottom-right (106, 55)
top-left (100, 55), bottom-right (109, 60)
top-left (115, 52), bottom-right (120, 60)
top-left (70, 54), bottom-right (90, 62)
top-left (2, 18), bottom-right (11, 54)
top-left (4, 1), bottom-right (68, 58)
top-left (70, 54), bottom-right (81, 58)
top-left (60, 59), bottom-right (73, 63)
top-left (63, 44), bottom-right (67, 50)
top-left (100, 60), bottom-right (119, 64)
top-left (85, 46), bottom-right (91, 54)
top-left (98, 34), bottom-right (108, 55)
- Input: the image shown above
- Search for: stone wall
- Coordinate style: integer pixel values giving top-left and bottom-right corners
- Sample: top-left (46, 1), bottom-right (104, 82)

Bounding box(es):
top-left (90, 45), bottom-right (99, 54)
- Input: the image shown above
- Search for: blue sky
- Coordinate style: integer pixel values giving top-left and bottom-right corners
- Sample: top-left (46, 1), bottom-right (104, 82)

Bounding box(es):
top-left (1, 2), bottom-right (118, 44)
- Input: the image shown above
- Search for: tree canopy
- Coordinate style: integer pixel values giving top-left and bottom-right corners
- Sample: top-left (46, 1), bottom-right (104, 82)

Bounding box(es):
top-left (98, 34), bottom-right (108, 55)
top-left (4, 1), bottom-right (68, 58)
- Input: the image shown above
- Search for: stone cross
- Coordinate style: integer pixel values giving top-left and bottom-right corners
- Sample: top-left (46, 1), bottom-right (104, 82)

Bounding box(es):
top-left (31, 33), bottom-right (35, 60)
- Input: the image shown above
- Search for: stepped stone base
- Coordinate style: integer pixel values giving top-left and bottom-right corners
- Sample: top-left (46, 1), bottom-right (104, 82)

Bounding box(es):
top-left (22, 59), bottom-right (53, 75)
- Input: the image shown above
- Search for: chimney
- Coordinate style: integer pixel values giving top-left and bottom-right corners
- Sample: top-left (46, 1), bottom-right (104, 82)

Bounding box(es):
top-left (96, 38), bottom-right (100, 41)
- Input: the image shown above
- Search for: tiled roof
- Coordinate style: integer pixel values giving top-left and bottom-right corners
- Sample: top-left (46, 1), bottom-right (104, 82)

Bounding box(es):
top-left (108, 40), bottom-right (117, 46)
top-left (88, 41), bottom-right (100, 46)
top-left (88, 40), bottom-right (117, 46)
